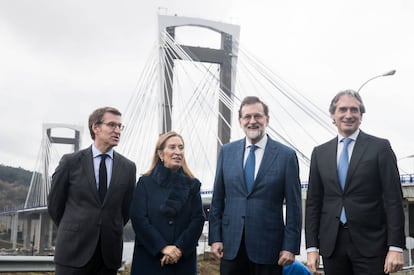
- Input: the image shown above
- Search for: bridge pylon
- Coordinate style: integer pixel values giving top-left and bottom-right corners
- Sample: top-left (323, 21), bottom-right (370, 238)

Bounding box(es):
top-left (24, 123), bottom-right (83, 209)
top-left (16, 123), bottom-right (83, 255)
top-left (158, 14), bottom-right (240, 153)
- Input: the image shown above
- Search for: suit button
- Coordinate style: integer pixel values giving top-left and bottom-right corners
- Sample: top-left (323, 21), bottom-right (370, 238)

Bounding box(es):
top-left (168, 220), bottom-right (174, 225)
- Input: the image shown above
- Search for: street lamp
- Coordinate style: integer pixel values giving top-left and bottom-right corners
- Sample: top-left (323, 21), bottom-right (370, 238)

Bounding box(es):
top-left (399, 154), bottom-right (414, 163)
top-left (356, 70), bottom-right (396, 93)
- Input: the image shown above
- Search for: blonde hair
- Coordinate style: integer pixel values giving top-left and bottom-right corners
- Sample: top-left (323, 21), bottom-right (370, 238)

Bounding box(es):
top-left (143, 131), bottom-right (194, 178)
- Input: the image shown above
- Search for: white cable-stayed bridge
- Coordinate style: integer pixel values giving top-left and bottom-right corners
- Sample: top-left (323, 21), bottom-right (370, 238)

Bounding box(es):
top-left (1, 14), bottom-right (413, 259)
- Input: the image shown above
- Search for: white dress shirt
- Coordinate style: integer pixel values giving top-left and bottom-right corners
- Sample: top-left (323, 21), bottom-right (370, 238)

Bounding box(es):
top-left (244, 134), bottom-right (268, 180)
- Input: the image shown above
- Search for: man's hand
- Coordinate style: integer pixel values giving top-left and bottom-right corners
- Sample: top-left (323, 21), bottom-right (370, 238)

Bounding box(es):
top-left (384, 250), bottom-right (403, 273)
top-left (307, 251), bottom-right (320, 274)
top-left (211, 242), bottom-right (224, 260)
top-left (277, 250), bottom-right (295, 266)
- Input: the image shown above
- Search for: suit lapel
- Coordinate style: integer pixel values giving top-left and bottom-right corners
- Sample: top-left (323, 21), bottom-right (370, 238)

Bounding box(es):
top-left (254, 138), bottom-right (278, 187)
top-left (345, 131), bottom-right (368, 189)
top-left (108, 151), bottom-right (121, 197)
top-left (232, 140), bottom-right (248, 193)
top-left (325, 138), bottom-right (342, 191)
top-left (82, 147), bottom-right (101, 204)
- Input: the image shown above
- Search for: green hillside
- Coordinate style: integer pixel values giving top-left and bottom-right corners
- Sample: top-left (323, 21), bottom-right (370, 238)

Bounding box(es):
top-left (0, 165), bottom-right (32, 211)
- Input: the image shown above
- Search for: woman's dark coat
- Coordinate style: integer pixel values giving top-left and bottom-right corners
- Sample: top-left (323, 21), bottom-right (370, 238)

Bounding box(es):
top-left (130, 162), bottom-right (205, 275)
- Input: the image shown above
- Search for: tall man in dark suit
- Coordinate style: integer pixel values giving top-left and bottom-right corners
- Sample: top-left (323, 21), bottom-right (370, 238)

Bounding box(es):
top-left (48, 106), bottom-right (136, 275)
top-left (209, 96), bottom-right (302, 275)
top-left (305, 90), bottom-right (405, 275)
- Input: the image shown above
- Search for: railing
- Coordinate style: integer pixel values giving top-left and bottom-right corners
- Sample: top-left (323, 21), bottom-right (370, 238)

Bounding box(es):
top-left (401, 174), bottom-right (414, 184)
top-left (0, 256), bottom-right (129, 272)
top-left (300, 174), bottom-right (414, 189)
top-left (0, 256), bottom-right (54, 272)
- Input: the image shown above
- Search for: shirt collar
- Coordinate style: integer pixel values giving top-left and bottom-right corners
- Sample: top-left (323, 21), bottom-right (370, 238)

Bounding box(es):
top-left (245, 134), bottom-right (268, 149)
top-left (337, 129), bottom-right (360, 144)
top-left (92, 144), bottom-right (114, 159)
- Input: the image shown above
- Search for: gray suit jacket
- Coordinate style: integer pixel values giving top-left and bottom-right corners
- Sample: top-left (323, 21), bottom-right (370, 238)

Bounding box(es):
top-left (305, 131), bottom-right (405, 257)
top-left (209, 136), bottom-right (302, 264)
top-left (48, 146), bottom-right (136, 269)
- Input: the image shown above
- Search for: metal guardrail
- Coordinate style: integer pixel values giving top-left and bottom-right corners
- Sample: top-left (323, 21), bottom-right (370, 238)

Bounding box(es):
top-left (0, 256), bottom-right (130, 272)
top-left (0, 255), bottom-right (55, 272)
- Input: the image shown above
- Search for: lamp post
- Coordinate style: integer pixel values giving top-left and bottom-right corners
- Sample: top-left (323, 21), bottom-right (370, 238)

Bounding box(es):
top-left (356, 70), bottom-right (396, 93)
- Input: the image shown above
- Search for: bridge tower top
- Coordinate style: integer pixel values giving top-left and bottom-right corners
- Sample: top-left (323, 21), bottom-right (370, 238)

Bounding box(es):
top-left (43, 123), bottom-right (83, 152)
top-left (158, 15), bottom-right (240, 153)
top-left (158, 14), bottom-right (240, 39)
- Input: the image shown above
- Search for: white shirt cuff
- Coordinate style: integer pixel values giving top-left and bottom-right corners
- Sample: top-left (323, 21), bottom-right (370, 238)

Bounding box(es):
top-left (306, 247), bottom-right (319, 253)
top-left (389, 246), bottom-right (403, 252)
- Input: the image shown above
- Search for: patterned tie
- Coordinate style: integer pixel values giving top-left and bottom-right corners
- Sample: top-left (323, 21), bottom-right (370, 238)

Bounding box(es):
top-left (338, 138), bottom-right (352, 223)
top-left (99, 154), bottom-right (108, 203)
top-left (244, 144), bottom-right (257, 193)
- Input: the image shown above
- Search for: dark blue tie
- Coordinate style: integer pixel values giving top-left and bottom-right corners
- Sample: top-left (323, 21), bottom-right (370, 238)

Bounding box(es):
top-left (244, 144), bottom-right (257, 193)
top-left (99, 154), bottom-right (108, 203)
top-left (338, 138), bottom-right (352, 223)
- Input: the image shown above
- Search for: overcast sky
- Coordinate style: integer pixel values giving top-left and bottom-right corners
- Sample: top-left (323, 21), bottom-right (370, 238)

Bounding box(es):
top-left (1, 0), bottom-right (413, 175)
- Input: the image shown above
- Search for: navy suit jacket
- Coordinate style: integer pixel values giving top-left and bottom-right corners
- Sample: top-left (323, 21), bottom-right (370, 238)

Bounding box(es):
top-left (48, 146), bottom-right (136, 269)
top-left (305, 131), bottom-right (405, 257)
top-left (209, 136), bottom-right (302, 264)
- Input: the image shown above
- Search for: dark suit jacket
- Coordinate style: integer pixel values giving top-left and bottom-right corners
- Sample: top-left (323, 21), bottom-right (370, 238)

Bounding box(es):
top-left (130, 162), bottom-right (205, 275)
top-left (305, 131), bottom-right (405, 257)
top-left (47, 146), bottom-right (136, 269)
top-left (209, 136), bottom-right (302, 264)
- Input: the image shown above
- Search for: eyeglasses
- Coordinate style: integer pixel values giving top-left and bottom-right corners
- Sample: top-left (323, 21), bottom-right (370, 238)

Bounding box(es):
top-left (241, 113), bottom-right (266, 121)
top-left (100, 122), bottom-right (125, 131)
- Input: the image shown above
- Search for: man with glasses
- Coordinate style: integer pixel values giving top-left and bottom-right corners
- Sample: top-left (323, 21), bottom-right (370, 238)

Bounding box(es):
top-left (209, 96), bottom-right (302, 275)
top-left (48, 106), bottom-right (136, 275)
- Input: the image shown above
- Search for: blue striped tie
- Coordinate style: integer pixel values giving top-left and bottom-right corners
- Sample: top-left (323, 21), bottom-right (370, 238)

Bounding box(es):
top-left (338, 138), bottom-right (352, 223)
top-left (244, 144), bottom-right (256, 193)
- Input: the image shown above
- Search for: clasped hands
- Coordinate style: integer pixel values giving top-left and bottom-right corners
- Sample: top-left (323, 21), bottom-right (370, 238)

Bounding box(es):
top-left (160, 245), bottom-right (182, 267)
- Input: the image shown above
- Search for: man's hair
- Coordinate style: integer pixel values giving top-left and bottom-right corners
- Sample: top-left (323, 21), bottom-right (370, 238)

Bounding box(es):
top-left (88, 106), bottom-right (122, 140)
top-left (238, 96), bottom-right (269, 118)
top-left (329, 90), bottom-right (366, 114)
